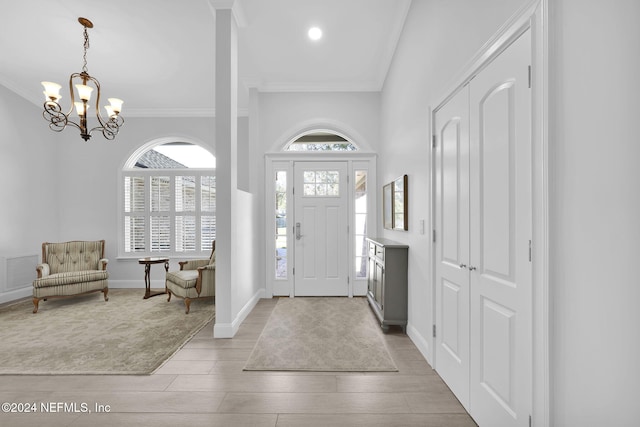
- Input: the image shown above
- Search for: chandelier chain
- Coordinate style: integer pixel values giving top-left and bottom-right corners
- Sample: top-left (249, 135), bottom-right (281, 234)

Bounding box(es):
top-left (82, 26), bottom-right (90, 74)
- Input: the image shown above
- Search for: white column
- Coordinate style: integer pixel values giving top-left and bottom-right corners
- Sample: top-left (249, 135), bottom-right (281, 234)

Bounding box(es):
top-left (210, 1), bottom-right (239, 337)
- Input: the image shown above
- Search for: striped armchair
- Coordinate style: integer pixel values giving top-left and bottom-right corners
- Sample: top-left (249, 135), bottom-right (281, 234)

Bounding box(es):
top-left (166, 241), bottom-right (215, 314)
top-left (32, 240), bottom-right (109, 313)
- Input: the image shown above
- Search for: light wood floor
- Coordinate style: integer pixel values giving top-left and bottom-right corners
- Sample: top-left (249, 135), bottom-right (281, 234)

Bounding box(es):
top-left (0, 298), bottom-right (477, 427)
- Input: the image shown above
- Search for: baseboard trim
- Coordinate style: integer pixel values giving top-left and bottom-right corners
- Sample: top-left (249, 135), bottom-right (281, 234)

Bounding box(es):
top-left (214, 288), bottom-right (265, 338)
top-left (0, 287), bottom-right (32, 304)
top-left (407, 323), bottom-right (433, 367)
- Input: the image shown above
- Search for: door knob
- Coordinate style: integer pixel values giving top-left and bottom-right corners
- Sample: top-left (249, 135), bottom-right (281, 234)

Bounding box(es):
top-left (295, 222), bottom-right (302, 240)
top-left (469, 266), bottom-right (477, 271)
top-left (459, 264), bottom-right (467, 269)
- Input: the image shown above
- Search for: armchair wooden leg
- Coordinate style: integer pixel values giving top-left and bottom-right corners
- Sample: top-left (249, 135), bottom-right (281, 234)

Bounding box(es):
top-left (167, 290), bottom-right (172, 302)
top-left (103, 288), bottom-right (109, 302)
top-left (32, 298), bottom-right (39, 314)
top-left (184, 298), bottom-right (191, 314)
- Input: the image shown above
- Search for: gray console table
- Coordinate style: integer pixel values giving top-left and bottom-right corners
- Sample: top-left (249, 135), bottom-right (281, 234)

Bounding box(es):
top-left (366, 237), bottom-right (408, 333)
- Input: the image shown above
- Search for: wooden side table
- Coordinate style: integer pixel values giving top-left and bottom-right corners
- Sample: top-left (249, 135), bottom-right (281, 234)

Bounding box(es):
top-left (138, 257), bottom-right (170, 299)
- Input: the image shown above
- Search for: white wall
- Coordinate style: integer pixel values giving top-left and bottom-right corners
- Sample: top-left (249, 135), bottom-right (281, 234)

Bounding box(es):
top-left (232, 188), bottom-right (259, 315)
top-left (0, 85), bottom-right (59, 298)
top-left (549, 0), bottom-right (640, 425)
top-left (259, 92), bottom-right (381, 152)
top-left (380, 0), bottom-right (529, 363)
top-left (0, 85), bottom-right (59, 255)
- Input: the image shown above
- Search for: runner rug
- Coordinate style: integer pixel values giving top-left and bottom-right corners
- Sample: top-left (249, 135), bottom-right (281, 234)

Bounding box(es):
top-left (0, 289), bottom-right (214, 375)
top-left (244, 297), bottom-right (397, 372)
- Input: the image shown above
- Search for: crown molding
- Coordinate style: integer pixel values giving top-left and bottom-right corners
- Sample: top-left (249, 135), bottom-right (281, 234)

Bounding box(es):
top-left (123, 107), bottom-right (249, 118)
top-left (257, 81), bottom-right (382, 93)
top-left (207, 0), bottom-right (247, 27)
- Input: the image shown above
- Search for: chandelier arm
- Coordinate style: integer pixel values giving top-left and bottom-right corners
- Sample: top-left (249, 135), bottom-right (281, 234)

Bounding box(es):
top-left (89, 114), bottom-right (124, 140)
top-left (42, 101), bottom-right (67, 131)
top-left (87, 74), bottom-right (107, 128)
top-left (68, 72), bottom-right (89, 138)
top-left (67, 72), bottom-right (80, 116)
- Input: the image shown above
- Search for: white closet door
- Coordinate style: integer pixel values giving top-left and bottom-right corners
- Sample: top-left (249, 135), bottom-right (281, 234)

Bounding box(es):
top-left (433, 84), bottom-right (471, 410)
top-left (469, 29), bottom-right (532, 427)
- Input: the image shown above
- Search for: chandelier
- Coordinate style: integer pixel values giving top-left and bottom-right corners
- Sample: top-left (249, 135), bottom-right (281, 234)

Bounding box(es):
top-left (41, 17), bottom-right (124, 141)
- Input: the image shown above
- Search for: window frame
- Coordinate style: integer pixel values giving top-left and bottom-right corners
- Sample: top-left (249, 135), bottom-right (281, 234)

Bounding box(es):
top-left (119, 139), bottom-right (216, 259)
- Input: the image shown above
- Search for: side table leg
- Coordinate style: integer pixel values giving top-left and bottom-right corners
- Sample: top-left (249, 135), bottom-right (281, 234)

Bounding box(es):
top-left (143, 263), bottom-right (151, 299)
top-left (163, 261), bottom-right (169, 294)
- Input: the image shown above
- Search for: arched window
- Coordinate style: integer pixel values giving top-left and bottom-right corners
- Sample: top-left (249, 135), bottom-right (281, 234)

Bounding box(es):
top-left (284, 131), bottom-right (358, 151)
top-left (120, 141), bottom-right (216, 257)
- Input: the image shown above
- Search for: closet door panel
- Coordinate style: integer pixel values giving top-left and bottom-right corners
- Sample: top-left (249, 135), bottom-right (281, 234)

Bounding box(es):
top-left (434, 85), bottom-right (471, 410)
top-left (469, 28), bottom-right (532, 427)
top-left (480, 84), bottom-right (515, 281)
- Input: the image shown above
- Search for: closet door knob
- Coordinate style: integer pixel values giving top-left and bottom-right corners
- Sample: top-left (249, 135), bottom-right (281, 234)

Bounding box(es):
top-left (459, 264), bottom-right (467, 269)
top-left (469, 266), bottom-right (477, 271)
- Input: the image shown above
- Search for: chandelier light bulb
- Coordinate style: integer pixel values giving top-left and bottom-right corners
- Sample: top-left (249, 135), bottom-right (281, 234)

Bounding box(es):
top-left (74, 102), bottom-right (89, 116)
top-left (75, 84), bottom-right (94, 101)
top-left (104, 105), bottom-right (115, 118)
top-left (108, 98), bottom-right (123, 114)
top-left (41, 81), bottom-right (62, 101)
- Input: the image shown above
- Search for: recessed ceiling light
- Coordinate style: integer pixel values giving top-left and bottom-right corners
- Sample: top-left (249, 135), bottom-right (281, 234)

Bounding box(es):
top-left (308, 27), bottom-right (322, 41)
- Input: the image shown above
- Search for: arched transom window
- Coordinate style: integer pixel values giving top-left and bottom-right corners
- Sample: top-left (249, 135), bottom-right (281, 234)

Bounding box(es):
top-left (284, 131), bottom-right (357, 151)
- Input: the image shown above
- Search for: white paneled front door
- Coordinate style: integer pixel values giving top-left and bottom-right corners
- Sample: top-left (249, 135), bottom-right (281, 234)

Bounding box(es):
top-left (293, 161), bottom-right (349, 296)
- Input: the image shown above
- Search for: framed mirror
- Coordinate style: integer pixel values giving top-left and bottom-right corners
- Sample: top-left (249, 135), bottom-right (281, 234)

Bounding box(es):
top-left (393, 175), bottom-right (408, 231)
top-left (382, 175), bottom-right (408, 231)
top-left (383, 182), bottom-right (393, 230)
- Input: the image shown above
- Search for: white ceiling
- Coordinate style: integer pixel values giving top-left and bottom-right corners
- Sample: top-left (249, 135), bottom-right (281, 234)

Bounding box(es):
top-left (0, 0), bottom-right (411, 117)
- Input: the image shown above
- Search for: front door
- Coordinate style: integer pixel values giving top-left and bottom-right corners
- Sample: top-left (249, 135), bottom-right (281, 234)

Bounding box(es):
top-left (293, 161), bottom-right (349, 296)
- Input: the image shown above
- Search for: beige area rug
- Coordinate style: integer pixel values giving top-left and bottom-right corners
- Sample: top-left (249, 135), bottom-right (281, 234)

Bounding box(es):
top-left (244, 297), bottom-right (397, 372)
top-left (0, 289), bottom-right (214, 375)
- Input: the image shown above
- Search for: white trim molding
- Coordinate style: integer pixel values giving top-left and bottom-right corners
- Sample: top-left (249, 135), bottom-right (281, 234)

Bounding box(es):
top-left (213, 288), bottom-right (264, 338)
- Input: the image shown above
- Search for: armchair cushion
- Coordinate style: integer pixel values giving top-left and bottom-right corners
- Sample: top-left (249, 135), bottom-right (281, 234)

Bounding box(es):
top-left (165, 270), bottom-right (199, 289)
top-left (33, 270), bottom-right (109, 288)
top-left (166, 241), bottom-right (215, 314)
